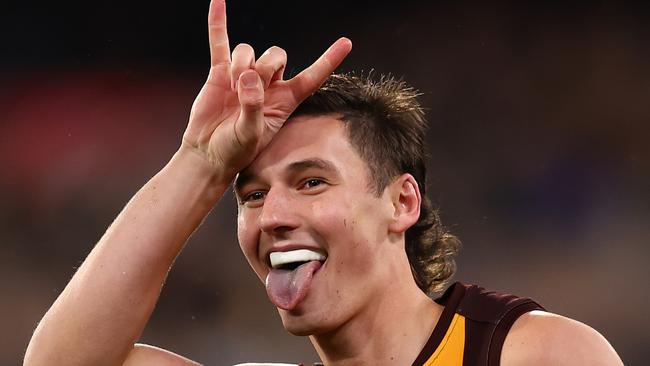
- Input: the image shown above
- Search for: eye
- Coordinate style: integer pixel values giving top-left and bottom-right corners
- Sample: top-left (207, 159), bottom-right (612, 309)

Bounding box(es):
top-left (242, 191), bottom-right (266, 202)
top-left (301, 178), bottom-right (325, 190)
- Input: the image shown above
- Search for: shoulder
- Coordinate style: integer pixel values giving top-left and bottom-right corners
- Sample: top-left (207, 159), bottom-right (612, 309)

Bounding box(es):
top-left (123, 344), bottom-right (202, 366)
top-left (500, 310), bottom-right (623, 366)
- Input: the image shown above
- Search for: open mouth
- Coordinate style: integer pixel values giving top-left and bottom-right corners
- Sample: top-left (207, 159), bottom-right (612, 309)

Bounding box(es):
top-left (269, 249), bottom-right (327, 271)
top-left (265, 248), bottom-right (327, 310)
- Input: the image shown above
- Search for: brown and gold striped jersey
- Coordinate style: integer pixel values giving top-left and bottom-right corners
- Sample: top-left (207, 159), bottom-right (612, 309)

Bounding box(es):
top-left (241, 283), bottom-right (543, 366)
top-left (412, 282), bottom-right (545, 366)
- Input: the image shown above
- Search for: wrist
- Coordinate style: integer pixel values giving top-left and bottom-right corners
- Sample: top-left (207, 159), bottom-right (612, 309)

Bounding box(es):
top-left (167, 144), bottom-right (234, 205)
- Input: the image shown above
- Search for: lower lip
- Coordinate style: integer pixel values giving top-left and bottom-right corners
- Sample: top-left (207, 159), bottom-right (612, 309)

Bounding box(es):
top-left (316, 259), bottom-right (326, 274)
top-left (310, 260), bottom-right (326, 288)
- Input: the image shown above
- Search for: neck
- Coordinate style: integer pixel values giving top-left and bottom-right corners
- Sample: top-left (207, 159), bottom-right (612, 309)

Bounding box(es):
top-left (309, 255), bottom-right (444, 366)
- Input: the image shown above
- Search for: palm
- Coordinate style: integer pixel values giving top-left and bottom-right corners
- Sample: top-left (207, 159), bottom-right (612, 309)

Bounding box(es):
top-left (185, 68), bottom-right (295, 169)
top-left (182, 0), bottom-right (351, 178)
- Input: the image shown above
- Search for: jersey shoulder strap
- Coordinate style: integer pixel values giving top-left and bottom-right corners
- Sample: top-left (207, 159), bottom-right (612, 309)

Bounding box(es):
top-left (456, 283), bottom-right (545, 365)
top-left (412, 282), bottom-right (545, 366)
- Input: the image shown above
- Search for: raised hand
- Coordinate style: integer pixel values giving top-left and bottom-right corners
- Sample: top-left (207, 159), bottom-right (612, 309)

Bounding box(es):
top-left (182, 0), bottom-right (352, 181)
top-left (23, 3), bottom-right (350, 365)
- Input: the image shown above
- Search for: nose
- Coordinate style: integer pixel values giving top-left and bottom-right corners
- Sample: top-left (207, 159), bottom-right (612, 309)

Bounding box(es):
top-left (258, 187), bottom-right (300, 235)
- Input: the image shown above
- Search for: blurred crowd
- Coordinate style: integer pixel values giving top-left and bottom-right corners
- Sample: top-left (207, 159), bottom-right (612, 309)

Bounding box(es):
top-left (2, 1), bottom-right (649, 364)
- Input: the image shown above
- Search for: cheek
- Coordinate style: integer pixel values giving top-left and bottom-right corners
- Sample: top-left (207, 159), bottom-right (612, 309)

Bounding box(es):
top-left (237, 211), bottom-right (258, 261)
top-left (237, 211), bottom-right (269, 282)
top-left (310, 200), bottom-right (350, 237)
top-left (311, 199), bottom-right (377, 268)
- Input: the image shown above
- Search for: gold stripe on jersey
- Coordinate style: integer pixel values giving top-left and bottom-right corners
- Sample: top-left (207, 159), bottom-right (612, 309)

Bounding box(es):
top-left (422, 313), bottom-right (465, 366)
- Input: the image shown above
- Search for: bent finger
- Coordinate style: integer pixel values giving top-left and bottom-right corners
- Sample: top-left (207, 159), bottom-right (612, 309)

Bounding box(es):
top-left (255, 46), bottom-right (287, 89)
top-left (288, 37), bottom-right (352, 102)
top-left (236, 70), bottom-right (265, 146)
top-left (231, 43), bottom-right (256, 91)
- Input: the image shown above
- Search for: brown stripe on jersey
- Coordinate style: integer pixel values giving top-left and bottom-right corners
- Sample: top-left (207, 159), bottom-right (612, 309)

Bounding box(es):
top-left (487, 301), bottom-right (544, 365)
top-left (412, 283), bottom-right (466, 366)
top-left (411, 283), bottom-right (544, 366)
top-left (457, 285), bottom-right (545, 366)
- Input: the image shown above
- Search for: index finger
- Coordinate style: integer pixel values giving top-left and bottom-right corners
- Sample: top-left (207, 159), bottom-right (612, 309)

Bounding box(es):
top-left (288, 37), bottom-right (352, 102)
top-left (208, 0), bottom-right (231, 67)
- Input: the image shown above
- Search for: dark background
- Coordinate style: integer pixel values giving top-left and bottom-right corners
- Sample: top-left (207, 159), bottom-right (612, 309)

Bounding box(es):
top-left (2, 1), bottom-right (649, 364)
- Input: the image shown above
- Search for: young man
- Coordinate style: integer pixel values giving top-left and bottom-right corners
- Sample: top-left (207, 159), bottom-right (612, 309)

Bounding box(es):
top-left (24, 1), bottom-right (623, 365)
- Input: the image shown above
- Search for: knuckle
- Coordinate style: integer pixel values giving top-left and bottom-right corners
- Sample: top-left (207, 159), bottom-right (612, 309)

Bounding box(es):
top-left (269, 46), bottom-right (286, 56)
top-left (262, 46), bottom-right (287, 60)
top-left (235, 43), bottom-right (254, 52)
top-left (245, 98), bottom-right (264, 112)
top-left (254, 62), bottom-right (273, 75)
top-left (249, 94), bottom-right (265, 105)
top-left (233, 43), bottom-right (255, 60)
top-left (208, 23), bottom-right (227, 33)
top-left (242, 89), bottom-right (264, 106)
top-left (208, 64), bottom-right (228, 78)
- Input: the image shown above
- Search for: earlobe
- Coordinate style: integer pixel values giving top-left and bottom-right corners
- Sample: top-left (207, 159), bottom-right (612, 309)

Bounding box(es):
top-left (388, 174), bottom-right (421, 234)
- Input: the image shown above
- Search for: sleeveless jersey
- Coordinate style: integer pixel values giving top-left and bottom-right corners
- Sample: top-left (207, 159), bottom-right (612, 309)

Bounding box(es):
top-left (236, 282), bottom-right (544, 366)
top-left (412, 282), bottom-right (545, 366)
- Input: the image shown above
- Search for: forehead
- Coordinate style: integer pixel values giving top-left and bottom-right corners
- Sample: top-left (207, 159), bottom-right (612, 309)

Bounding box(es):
top-left (238, 114), bottom-right (363, 181)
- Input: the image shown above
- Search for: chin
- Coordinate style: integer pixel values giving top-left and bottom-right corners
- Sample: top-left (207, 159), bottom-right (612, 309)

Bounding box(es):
top-left (283, 322), bottom-right (315, 336)
top-left (278, 308), bottom-right (334, 336)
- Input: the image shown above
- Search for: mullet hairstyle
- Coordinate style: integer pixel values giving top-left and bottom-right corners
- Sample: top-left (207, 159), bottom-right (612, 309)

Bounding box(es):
top-left (291, 73), bottom-right (461, 296)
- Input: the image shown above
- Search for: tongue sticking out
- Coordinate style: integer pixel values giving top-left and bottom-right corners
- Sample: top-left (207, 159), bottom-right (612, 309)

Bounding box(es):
top-left (265, 261), bottom-right (322, 310)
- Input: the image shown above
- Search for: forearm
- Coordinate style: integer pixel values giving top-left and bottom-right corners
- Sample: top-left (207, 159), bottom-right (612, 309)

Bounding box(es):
top-left (25, 145), bottom-right (229, 366)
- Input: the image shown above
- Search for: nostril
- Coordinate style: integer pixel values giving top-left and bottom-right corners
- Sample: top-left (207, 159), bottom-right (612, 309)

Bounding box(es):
top-left (258, 190), bottom-right (300, 233)
top-left (260, 222), bottom-right (297, 236)
top-left (273, 225), bottom-right (294, 234)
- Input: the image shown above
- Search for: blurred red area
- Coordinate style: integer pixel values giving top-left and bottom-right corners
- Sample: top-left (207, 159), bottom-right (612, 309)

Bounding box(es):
top-left (2, 1), bottom-right (649, 364)
top-left (0, 71), bottom-right (194, 207)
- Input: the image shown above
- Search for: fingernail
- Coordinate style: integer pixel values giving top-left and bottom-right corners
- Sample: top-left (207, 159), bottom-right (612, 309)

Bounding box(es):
top-left (241, 72), bottom-right (258, 88)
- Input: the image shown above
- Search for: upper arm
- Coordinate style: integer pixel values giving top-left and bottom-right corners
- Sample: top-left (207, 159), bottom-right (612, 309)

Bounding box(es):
top-left (123, 344), bottom-right (202, 366)
top-left (500, 310), bottom-right (623, 366)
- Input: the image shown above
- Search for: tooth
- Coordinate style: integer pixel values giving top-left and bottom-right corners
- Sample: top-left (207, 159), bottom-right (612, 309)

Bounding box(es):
top-left (270, 249), bottom-right (326, 269)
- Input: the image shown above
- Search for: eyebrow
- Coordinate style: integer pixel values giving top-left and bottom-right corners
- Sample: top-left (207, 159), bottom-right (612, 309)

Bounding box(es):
top-left (286, 158), bottom-right (339, 175)
top-left (234, 158), bottom-right (340, 194)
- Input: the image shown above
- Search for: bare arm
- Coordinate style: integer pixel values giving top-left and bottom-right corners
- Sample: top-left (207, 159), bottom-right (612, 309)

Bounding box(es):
top-left (501, 311), bottom-right (623, 366)
top-left (24, 1), bottom-right (351, 365)
top-left (24, 147), bottom-right (225, 366)
top-left (123, 344), bottom-right (203, 366)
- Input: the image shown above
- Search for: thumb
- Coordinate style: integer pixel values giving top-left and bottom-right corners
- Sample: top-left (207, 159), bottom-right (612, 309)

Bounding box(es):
top-left (237, 70), bottom-right (264, 127)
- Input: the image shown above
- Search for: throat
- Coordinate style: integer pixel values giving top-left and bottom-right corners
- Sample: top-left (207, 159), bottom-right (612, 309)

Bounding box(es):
top-left (309, 287), bottom-right (443, 366)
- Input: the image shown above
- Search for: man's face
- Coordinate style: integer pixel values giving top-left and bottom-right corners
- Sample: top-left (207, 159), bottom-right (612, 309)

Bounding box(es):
top-left (235, 115), bottom-right (398, 335)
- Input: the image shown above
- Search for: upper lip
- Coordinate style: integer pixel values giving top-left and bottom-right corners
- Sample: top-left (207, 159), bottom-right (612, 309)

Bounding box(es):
top-left (263, 243), bottom-right (327, 269)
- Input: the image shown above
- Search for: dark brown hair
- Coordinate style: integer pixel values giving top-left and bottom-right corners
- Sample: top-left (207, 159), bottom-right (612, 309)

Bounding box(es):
top-left (291, 73), bottom-right (461, 296)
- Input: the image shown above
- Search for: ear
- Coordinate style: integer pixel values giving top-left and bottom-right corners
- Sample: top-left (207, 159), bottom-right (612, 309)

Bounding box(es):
top-left (387, 174), bottom-right (421, 234)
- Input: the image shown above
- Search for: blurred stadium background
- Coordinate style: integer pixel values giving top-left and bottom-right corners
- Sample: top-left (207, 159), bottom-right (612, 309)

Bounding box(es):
top-left (2, 1), bottom-right (649, 364)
